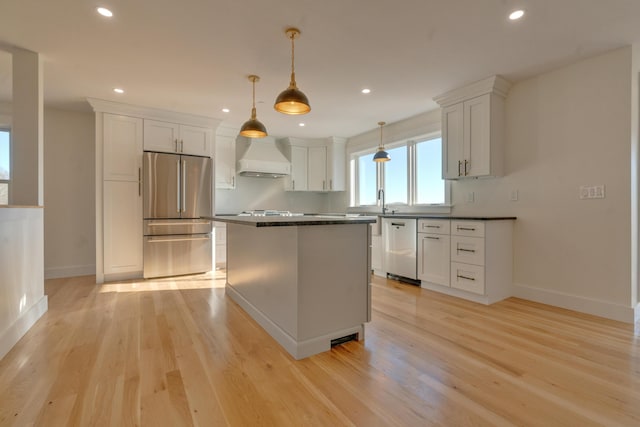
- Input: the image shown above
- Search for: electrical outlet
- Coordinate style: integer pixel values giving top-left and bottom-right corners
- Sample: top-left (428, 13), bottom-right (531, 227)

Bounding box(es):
top-left (579, 185), bottom-right (605, 199)
top-left (510, 190), bottom-right (519, 201)
top-left (466, 191), bottom-right (475, 203)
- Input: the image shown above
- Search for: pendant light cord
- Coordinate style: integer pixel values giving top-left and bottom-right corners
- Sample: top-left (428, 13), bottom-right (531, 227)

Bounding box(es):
top-left (378, 122), bottom-right (385, 149)
top-left (289, 31), bottom-right (297, 87)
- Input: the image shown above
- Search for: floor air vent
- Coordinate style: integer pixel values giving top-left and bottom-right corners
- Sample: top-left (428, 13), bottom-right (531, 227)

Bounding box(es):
top-left (331, 333), bottom-right (358, 347)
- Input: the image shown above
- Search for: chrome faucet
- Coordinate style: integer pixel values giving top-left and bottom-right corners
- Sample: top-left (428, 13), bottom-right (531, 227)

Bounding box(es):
top-left (378, 188), bottom-right (387, 215)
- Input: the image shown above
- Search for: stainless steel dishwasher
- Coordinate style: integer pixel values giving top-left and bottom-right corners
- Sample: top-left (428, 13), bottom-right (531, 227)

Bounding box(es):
top-left (382, 218), bottom-right (417, 281)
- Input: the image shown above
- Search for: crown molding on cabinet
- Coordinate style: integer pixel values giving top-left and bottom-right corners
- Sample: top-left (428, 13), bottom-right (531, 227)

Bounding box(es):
top-left (86, 98), bottom-right (222, 129)
top-left (433, 75), bottom-right (512, 107)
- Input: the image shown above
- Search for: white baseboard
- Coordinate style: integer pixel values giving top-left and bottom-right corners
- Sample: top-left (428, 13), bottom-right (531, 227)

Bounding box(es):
top-left (513, 283), bottom-right (635, 323)
top-left (0, 295), bottom-right (48, 361)
top-left (226, 284), bottom-right (364, 360)
top-left (45, 264), bottom-right (96, 280)
top-left (635, 303), bottom-right (640, 324)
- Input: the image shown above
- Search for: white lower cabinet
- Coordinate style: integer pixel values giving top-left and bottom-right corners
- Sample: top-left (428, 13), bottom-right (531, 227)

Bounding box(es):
top-left (419, 218), bottom-right (513, 305)
top-left (418, 219), bottom-right (450, 286)
top-left (103, 181), bottom-right (143, 276)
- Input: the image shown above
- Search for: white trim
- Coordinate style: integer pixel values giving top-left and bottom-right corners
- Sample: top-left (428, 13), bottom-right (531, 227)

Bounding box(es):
top-left (635, 303), bottom-right (640, 324)
top-left (513, 283), bottom-right (636, 323)
top-left (45, 264), bottom-right (96, 280)
top-left (0, 295), bottom-right (48, 361)
top-left (86, 98), bottom-right (222, 129)
top-left (226, 283), bottom-right (365, 360)
top-left (434, 75), bottom-right (512, 107)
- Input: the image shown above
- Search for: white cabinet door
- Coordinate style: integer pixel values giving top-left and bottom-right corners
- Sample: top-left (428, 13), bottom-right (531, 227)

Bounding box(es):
top-left (104, 180), bottom-right (142, 275)
top-left (103, 114), bottom-right (143, 181)
top-left (215, 134), bottom-right (236, 189)
top-left (418, 233), bottom-right (450, 286)
top-left (144, 120), bottom-right (212, 156)
top-left (326, 138), bottom-right (346, 191)
top-left (442, 103), bottom-right (464, 179)
top-left (464, 94), bottom-right (491, 177)
top-left (289, 146), bottom-right (308, 191)
top-left (308, 146), bottom-right (327, 191)
top-left (451, 262), bottom-right (485, 295)
top-left (180, 124), bottom-right (212, 157)
top-left (144, 119), bottom-right (180, 153)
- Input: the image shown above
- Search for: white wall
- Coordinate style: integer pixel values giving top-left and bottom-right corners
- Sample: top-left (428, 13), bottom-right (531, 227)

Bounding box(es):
top-left (43, 108), bottom-right (95, 279)
top-left (0, 207), bottom-right (48, 360)
top-left (453, 47), bottom-right (634, 321)
top-left (216, 176), bottom-right (328, 214)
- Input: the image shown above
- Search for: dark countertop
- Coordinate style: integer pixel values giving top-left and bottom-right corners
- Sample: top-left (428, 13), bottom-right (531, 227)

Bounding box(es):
top-left (205, 215), bottom-right (378, 227)
top-left (378, 214), bottom-right (516, 221)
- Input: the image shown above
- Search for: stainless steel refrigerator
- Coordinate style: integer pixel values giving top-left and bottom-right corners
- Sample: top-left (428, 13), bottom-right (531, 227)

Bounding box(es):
top-left (143, 151), bottom-right (213, 278)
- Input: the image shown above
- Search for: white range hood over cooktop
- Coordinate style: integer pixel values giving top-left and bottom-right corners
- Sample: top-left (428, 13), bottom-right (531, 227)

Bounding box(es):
top-left (236, 137), bottom-right (291, 178)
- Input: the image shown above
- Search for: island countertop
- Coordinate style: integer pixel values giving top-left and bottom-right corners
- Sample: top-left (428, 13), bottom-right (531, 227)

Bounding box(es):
top-left (205, 215), bottom-right (378, 227)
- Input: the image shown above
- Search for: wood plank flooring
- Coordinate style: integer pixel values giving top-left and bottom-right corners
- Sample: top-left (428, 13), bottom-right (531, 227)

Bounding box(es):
top-left (0, 272), bottom-right (639, 426)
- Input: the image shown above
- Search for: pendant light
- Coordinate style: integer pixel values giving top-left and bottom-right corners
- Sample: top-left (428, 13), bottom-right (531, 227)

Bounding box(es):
top-left (274, 27), bottom-right (311, 115)
top-left (373, 122), bottom-right (391, 162)
top-left (240, 75), bottom-right (268, 138)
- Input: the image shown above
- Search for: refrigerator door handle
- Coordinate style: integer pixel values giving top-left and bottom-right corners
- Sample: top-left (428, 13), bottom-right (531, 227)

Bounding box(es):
top-left (176, 161), bottom-right (181, 213)
top-left (147, 235), bottom-right (211, 243)
top-left (182, 160), bottom-right (187, 213)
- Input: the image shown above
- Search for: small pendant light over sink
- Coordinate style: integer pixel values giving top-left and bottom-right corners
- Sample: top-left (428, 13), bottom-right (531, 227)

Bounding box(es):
top-left (240, 75), bottom-right (268, 138)
top-left (373, 121), bottom-right (390, 162)
top-left (274, 27), bottom-right (311, 115)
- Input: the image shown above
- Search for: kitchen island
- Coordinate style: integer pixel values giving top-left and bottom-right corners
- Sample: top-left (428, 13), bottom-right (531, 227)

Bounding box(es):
top-left (209, 215), bottom-right (376, 359)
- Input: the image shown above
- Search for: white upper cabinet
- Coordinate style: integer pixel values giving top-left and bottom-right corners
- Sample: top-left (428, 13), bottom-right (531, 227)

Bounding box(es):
top-left (144, 119), bottom-right (212, 157)
top-left (308, 145), bottom-right (327, 191)
top-left (435, 75), bottom-right (511, 179)
top-left (103, 114), bottom-right (143, 181)
top-left (280, 137), bottom-right (346, 192)
top-left (288, 145), bottom-right (308, 191)
top-left (215, 126), bottom-right (237, 189)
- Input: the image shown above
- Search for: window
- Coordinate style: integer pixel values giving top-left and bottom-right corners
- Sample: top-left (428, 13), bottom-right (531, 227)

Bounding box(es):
top-left (415, 137), bottom-right (444, 204)
top-left (357, 153), bottom-right (378, 206)
top-left (383, 145), bottom-right (408, 205)
top-left (0, 129), bottom-right (9, 205)
top-left (351, 134), bottom-right (448, 208)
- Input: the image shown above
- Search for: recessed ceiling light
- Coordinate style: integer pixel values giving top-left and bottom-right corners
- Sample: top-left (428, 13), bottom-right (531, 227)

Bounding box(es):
top-left (299, 123), bottom-right (305, 127)
top-left (509, 9), bottom-right (525, 20)
top-left (361, 88), bottom-right (371, 94)
top-left (113, 88), bottom-right (124, 94)
top-left (222, 108), bottom-right (230, 113)
top-left (97, 7), bottom-right (113, 17)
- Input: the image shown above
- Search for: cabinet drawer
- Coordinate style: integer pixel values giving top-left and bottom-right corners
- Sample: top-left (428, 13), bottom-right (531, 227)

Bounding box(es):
top-left (451, 220), bottom-right (485, 237)
top-left (451, 235), bottom-right (485, 265)
top-left (417, 219), bottom-right (450, 235)
top-left (451, 262), bottom-right (485, 295)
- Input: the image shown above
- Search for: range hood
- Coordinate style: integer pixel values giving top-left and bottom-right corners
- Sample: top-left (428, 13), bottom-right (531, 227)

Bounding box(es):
top-left (236, 137), bottom-right (291, 178)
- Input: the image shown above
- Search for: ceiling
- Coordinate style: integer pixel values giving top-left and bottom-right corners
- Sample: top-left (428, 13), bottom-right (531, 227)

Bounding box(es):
top-left (1, 0), bottom-right (640, 139)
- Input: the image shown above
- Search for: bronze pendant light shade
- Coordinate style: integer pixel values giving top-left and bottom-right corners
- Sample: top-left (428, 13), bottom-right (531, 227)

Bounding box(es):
top-left (240, 75), bottom-right (268, 138)
top-left (373, 121), bottom-right (391, 162)
top-left (274, 28), bottom-right (311, 115)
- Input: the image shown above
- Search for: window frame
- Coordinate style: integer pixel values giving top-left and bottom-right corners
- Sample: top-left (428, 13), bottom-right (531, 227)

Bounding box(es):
top-left (0, 127), bottom-right (10, 205)
top-left (350, 131), bottom-right (451, 209)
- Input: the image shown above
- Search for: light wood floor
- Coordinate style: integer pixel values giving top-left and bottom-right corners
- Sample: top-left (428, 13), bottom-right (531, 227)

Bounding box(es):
top-left (1, 272), bottom-right (639, 426)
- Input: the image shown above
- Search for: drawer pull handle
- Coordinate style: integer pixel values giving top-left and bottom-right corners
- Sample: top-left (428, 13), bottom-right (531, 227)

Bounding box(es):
top-left (457, 248), bottom-right (476, 253)
top-left (425, 236), bottom-right (440, 240)
top-left (391, 222), bottom-right (405, 227)
top-left (457, 226), bottom-right (476, 231)
top-left (457, 274), bottom-right (475, 281)
top-left (425, 225), bottom-right (440, 228)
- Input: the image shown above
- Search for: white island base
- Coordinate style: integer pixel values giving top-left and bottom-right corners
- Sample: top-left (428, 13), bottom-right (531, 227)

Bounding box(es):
top-left (222, 219), bottom-right (372, 360)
